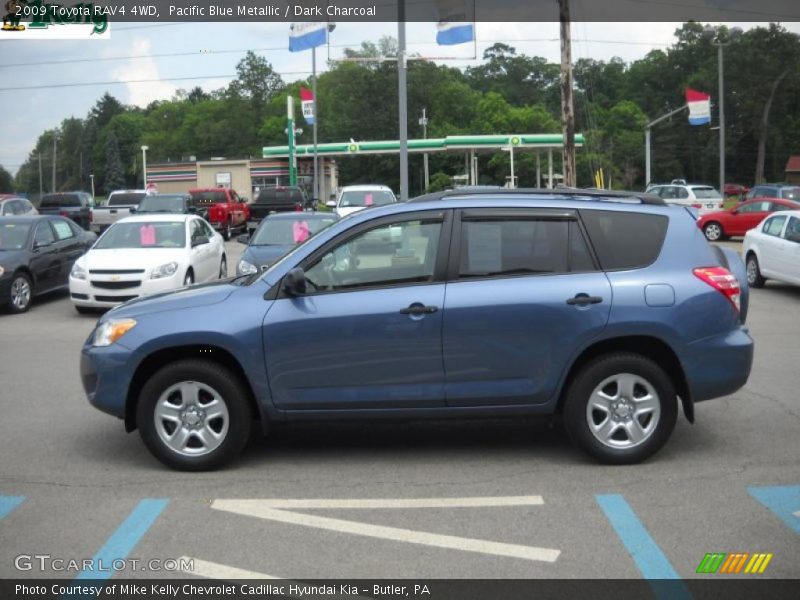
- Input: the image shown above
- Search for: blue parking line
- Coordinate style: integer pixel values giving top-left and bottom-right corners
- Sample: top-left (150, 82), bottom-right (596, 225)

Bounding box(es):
top-left (0, 495), bottom-right (25, 520)
top-left (596, 494), bottom-right (692, 600)
top-left (748, 485), bottom-right (800, 535)
top-left (74, 498), bottom-right (169, 581)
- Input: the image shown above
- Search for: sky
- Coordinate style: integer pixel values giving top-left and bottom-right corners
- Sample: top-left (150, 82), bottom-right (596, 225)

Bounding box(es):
top-left (2, 20), bottom-right (799, 179)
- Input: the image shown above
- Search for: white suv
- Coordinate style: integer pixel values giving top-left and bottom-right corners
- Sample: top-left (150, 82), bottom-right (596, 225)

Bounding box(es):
top-left (646, 181), bottom-right (723, 214)
top-left (329, 185), bottom-right (397, 218)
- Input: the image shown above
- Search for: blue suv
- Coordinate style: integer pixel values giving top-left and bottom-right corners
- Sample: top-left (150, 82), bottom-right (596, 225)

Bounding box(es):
top-left (80, 189), bottom-right (754, 470)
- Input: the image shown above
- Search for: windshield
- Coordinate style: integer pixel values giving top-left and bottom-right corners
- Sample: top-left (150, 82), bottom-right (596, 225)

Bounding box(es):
top-left (138, 196), bottom-right (186, 213)
top-left (0, 223), bottom-right (31, 250)
top-left (95, 221), bottom-right (186, 249)
top-left (691, 187), bottom-right (722, 199)
top-left (108, 192), bottom-right (147, 206)
top-left (251, 217), bottom-right (336, 246)
top-left (339, 190), bottom-right (395, 208)
top-left (780, 187), bottom-right (800, 200)
top-left (190, 191), bottom-right (228, 204)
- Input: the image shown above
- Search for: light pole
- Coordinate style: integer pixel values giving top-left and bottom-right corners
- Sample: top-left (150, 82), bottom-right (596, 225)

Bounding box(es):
top-left (141, 145), bottom-right (149, 188)
top-left (704, 26), bottom-right (741, 196)
top-left (502, 146), bottom-right (516, 188)
top-left (52, 133), bottom-right (58, 193)
top-left (89, 174), bottom-right (95, 201)
top-left (419, 108), bottom-right (429, 191)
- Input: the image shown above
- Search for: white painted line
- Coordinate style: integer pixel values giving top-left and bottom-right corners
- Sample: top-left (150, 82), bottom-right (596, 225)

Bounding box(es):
top-left (181, 556), bottom-right (280, 580)
top-left (212, 501), bottom-right (560, 563)
top-left (213, 496), bottom-right (544, 509)
top-left (182, 557), bottom-right (376, 599)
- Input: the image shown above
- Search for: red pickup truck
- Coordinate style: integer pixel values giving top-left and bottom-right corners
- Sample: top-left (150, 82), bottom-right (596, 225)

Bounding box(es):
top-left (188, 188), bottom-right (250, 240)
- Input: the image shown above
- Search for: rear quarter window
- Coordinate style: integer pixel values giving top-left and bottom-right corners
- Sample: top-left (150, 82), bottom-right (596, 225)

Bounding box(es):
top-left (579, 210), bottom-right (668, 271)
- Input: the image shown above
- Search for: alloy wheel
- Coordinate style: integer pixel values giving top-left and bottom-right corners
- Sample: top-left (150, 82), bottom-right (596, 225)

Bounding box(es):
top-left (153, 381), bottom-right (230, 457)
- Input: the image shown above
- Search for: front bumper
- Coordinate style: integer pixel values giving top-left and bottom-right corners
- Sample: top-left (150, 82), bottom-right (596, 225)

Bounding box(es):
top-left (81, 341), bottom-right (135, 419)
top-left (683, 326), bottom-right (754, 402)
top-left (69, 271), bottom-right (183, 308)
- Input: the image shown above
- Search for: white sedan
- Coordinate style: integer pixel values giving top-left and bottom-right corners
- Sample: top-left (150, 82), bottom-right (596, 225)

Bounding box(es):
top-left (69, 214), bottom-right (227, 312)
top-left (742, 209), bottom-right (800, 288)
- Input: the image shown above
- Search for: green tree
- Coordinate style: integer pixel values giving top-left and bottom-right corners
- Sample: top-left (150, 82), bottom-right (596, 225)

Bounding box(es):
top-left (103, 131), bottom-right (125, 193)
top-left (0, 165), bottom-right (13, 192)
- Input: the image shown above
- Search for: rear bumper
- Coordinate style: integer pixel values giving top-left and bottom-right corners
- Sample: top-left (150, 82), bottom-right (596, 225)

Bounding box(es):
top-left (683, 326), bottom-right (754, 402)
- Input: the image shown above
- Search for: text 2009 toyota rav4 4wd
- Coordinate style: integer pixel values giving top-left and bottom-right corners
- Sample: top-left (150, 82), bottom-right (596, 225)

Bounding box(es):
top-left (81, 189), bottom-right (754, 470)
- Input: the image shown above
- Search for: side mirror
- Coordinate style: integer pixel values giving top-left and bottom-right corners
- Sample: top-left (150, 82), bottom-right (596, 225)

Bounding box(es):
top-left (33, 240), bottom-right (50, 250)
top-left (326, 200), bottom-right (336, 208)
top-left (129, 207), bottom-right (137, 214)
top-left (237, 233), bottom-right (250, 244)
top-left (191, 235), bottom-right (209, 247)
top-left (283, 267), bottom-right (307, 296)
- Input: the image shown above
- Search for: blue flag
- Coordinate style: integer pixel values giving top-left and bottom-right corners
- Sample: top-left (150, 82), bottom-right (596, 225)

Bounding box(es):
top-left (289, 22), bottom-right (327, 52)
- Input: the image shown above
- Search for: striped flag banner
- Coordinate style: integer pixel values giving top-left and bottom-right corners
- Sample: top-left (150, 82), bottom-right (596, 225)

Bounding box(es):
top-left (300, 87), bottom-right (315, 125)
top-left (686, 88), bottom-right (711, 126)
top-left (289, 22), bottom-right (327, 52)
top-left (436, 0), bottom-right (474, 46)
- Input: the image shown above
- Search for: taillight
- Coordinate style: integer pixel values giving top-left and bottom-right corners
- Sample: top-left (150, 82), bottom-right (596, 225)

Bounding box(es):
top-left (59, 210), bottom-right (68, 217)
top-left (693, 266), bottom-right (740, 312)
top-left (294, 203), bottom-right (302, 212)
top-left (88, 210), bottom-right (93, 223)
top-left (692, 203), bottom-right (702, 209)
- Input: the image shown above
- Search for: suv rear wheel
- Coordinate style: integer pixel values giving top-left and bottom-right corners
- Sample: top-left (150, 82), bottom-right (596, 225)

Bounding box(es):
top-left (563, 353), bottom-right (677, 464)
top-left (137, 360), bottom-right (252, 470)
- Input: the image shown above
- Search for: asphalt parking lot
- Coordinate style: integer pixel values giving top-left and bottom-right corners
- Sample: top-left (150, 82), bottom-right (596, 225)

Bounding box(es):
top-left (0, 239), bottom-right (798, 582)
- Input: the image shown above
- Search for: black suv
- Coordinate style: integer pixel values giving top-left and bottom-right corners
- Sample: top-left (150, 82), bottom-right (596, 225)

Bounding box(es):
top-left (38, 192), bottom-right (93, 230)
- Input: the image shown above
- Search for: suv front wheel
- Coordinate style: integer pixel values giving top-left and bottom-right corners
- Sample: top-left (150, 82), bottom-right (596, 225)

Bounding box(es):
top-left (563, 353), bottom-right (677, 464)
top-left (137, 360), bottom-right (252, 470)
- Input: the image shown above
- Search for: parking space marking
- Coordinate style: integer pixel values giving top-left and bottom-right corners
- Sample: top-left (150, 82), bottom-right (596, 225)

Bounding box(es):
top-left (596, 494), bottom-right (691, 600)
top-left (213, 497), bottom-right (560, 563)
top-left (748, 485), bottom-right (800, 535)
top-left (74, 499), bottom-right (169, 581)
top-left (0, 496), bottom-right (25, 520)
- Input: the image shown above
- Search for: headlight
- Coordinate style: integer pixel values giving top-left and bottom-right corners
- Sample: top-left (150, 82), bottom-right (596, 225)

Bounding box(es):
top-left (150, 261), bottom-right (179, 279)
top-left (93, 318), bottom-right (137, 347)
top-left (70, 263), bottom-right (86, 280)
top-left (237, 259), bottom-right (258, 275)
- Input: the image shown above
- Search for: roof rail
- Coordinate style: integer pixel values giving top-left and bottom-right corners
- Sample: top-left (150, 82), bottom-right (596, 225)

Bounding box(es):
top-left (407, 187), bottom-right (666, 206)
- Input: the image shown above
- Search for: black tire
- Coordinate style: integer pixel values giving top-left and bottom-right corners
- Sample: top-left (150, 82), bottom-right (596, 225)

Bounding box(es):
top-left (746, 253), bottom-right (765, 288)
top-left (703, 221), bottom-right (725, 242)
top-left (222, 219), bottom-right (232, 241)
top-left (7, 272), bottom-right (33, 314)
top-left (183, 269), bottom-right (194, 286)
top-left (219, 256), bottom-right (227, 279)
top-left (136, 359), bottom-right (252, 471)
top-left (563, 353), bottom-right (678, 465)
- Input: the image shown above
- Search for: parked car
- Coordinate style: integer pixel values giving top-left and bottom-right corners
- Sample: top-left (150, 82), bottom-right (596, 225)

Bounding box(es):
top-left (0, 196), bottom-right (37, 216)
top-left (724, 183), bottom-right (750, 200)
top-left (69, 214), bottom-right (226, 313)
top-left (696, 198), bottom-right (800, 241)
top-left (38, 191), bottom-right (93, 230)
top-left (92, 190), bottom-right (152, 233)
top-left (137, 194), bottom-right (207, 219)
top-left (247, 186), bottom-right (307, 232)
top-left (236, 212), bottom-right (339, 275)
top-left (742, 210), bottom-right (800, 288)
top-left (745, 183), bottom-right (800, 202)
top-left (80, 188), bottom-right (753, 470)
top-left (0, 215), bottom-right (96, 313)
top-left (645, 183), bottom-right (723, 214)
top-left (330, 184), bottom-right (398, 218)
top-left (188, 188), bottom-right (249, 240)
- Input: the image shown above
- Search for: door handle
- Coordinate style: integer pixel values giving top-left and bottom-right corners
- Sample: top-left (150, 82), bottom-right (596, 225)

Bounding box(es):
top-left (566, 294), bottom-right (603, 306)
top-left (400, 304), bottom-right (438, 315)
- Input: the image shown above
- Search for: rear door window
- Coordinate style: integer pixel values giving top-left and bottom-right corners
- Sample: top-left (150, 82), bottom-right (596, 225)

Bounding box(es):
top-left (579, 210), bottom-right (668, 270)
top-left (52, 219), bottom-right (75, 240)
top-left (108, 192), bottom-right (146, 206)
top-left (763, 215), bottom-right (786, 237)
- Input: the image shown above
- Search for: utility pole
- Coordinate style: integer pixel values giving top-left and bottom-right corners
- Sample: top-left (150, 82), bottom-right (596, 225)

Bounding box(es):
top-left (419, 108), bottom-right (429, 191)
top-left (397, 0), bottom-right (409, 201)
top-left (312, 46), bottom-right (320, 204)
top-left (38, 152), bottom-right (43, 197)
top-left (52, 134), bottom-right (57, 193)
top-left (558, 0), bottom-right (576, 187)
top-left (287, 96), bottom-right (297, 186)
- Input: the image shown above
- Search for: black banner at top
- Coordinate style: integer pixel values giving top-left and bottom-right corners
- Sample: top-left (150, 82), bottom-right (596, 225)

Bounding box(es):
top-left (7, 0), bottom-right (800, 24)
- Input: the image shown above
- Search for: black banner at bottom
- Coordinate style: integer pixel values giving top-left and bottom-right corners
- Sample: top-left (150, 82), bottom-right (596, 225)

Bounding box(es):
top-left (3, 579), bottom-right (800, 600)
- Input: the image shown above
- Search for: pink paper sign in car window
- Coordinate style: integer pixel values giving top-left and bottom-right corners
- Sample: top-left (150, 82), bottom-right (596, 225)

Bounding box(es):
top-left (139, 224), bottom-right (156, 246)
top-left (365, 193), bottom-right (374, 206)
top-left (293, 220), bottom-right (310, 243)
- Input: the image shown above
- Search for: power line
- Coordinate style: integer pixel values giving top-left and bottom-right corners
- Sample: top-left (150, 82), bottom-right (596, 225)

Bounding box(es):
top-left (2, 37), bottom-right (671, 69)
